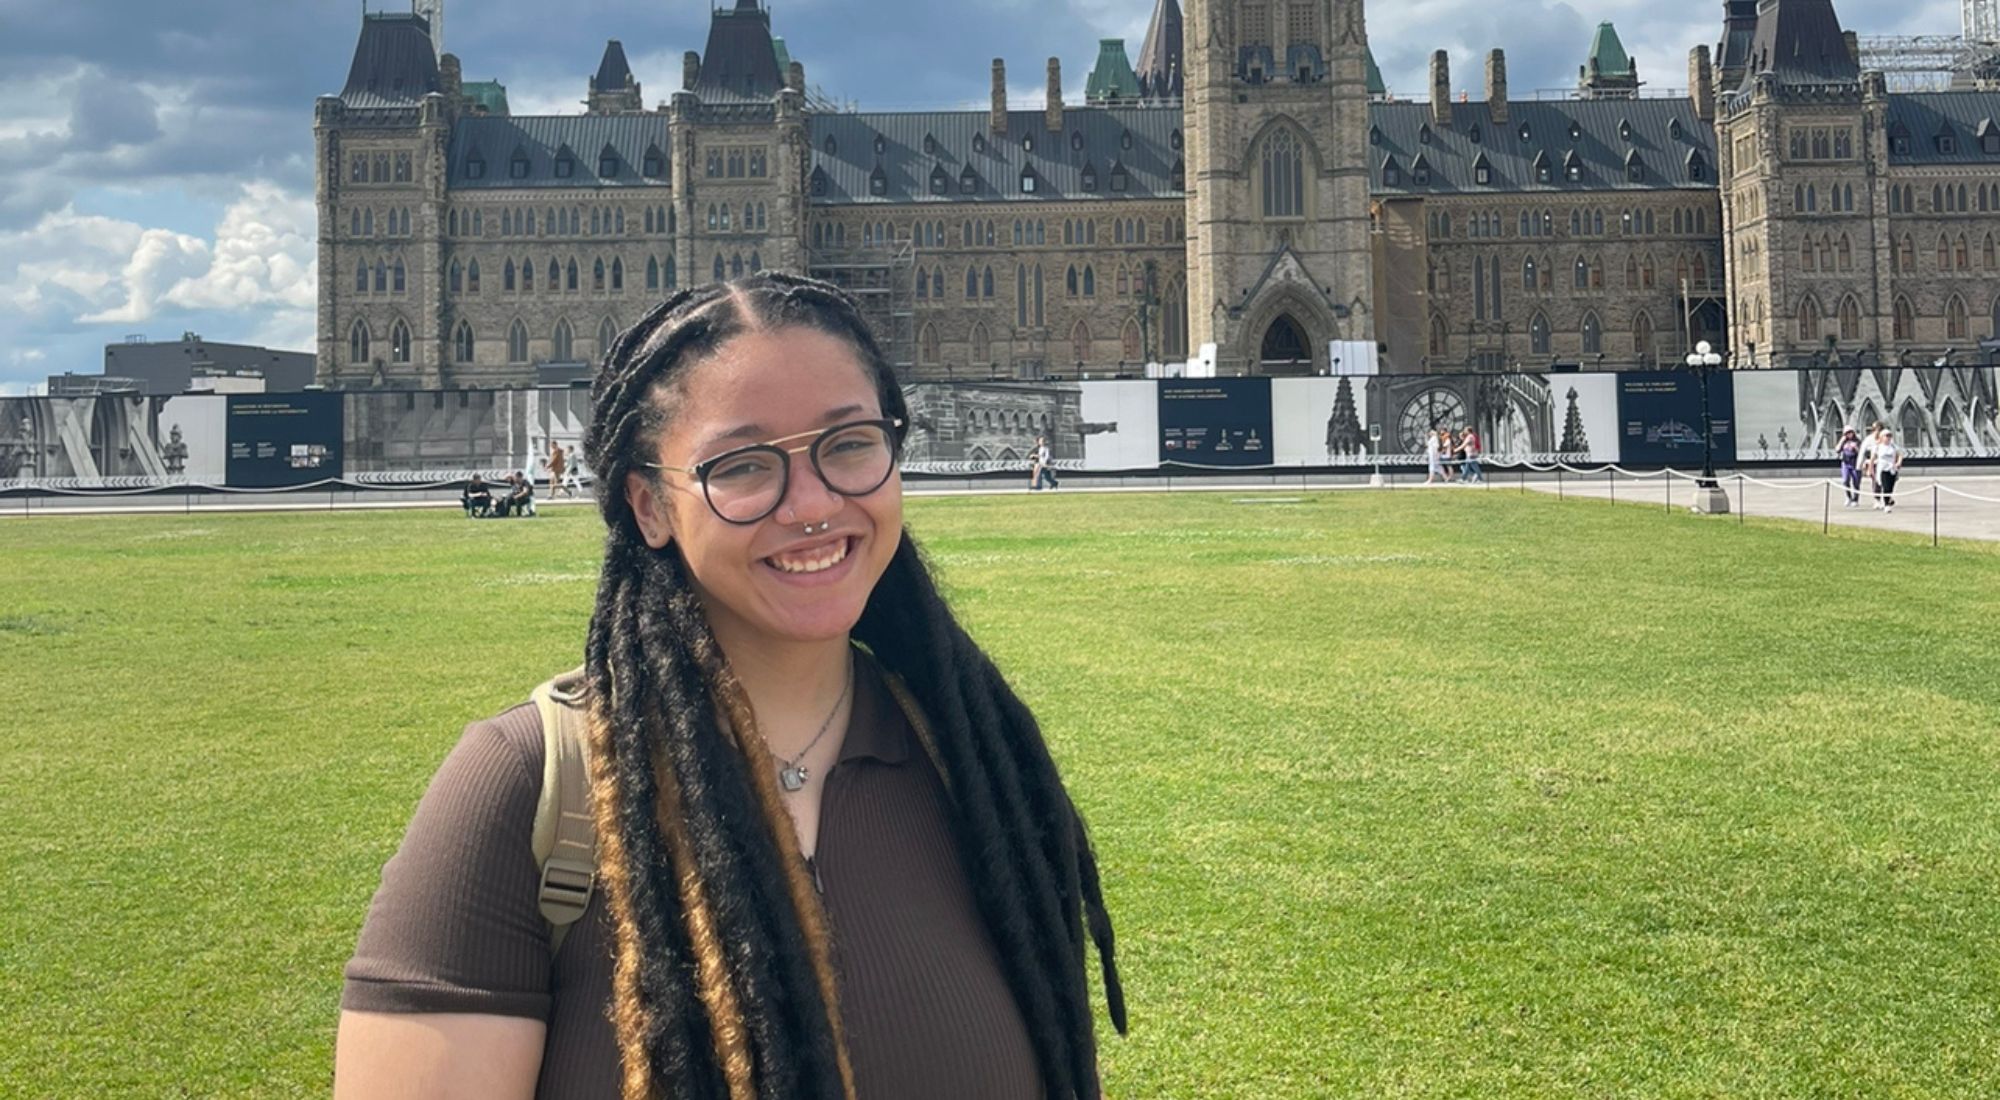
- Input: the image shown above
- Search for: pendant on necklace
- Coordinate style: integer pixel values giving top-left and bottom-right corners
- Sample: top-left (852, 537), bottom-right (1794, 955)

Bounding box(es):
top-left (780, 764), bottom-right (809, 792)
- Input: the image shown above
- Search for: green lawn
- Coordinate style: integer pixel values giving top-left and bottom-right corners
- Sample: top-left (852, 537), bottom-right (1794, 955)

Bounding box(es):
top-left (3, 491), bottom-right (1997, 1097)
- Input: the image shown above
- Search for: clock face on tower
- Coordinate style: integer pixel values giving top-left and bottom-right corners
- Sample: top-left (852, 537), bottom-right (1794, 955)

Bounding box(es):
top-left (1398, 387), bottom-right (1466, 452)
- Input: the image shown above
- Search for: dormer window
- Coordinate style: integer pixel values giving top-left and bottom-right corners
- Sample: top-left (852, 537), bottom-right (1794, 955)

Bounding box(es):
top-left (1170, 129), bottom-right (1183, 151)
top-left (1020, 167), bottom-right (1037, 193)
top-left (554, 153), bottom-right (574, 179)
top-left (1381, 157), bottom-right (1401, 187)
top-left (598, 148), bottom-right (620, 178)
top-left (1170, 158), bottom-right (1185, 190)
top-left (869, 165), bottom-right (888, 196)
top-left (923, 134), bottom-right (937, 156)
top-left (1120, 130), bottom-right (1133, 151)
top-left (1937, 131), bottom-right (1957, 154)
top-left (642, 146), bottom-right (664, 177)
top-left (930, 165), bottom-right (950, 195)
top-left (810, 167), bottom-right (829, 196)
top-left (1474, 159), bottom-right (1493, 186)
top-left (466, 156), bottom-right (486, 180)
top-left (1618, 119), bottom-right (1633, 142)
top-left (1369, 127), bottom-right (1382, 146)
top-left (1071, 131), bottom-right (1085, 151)
top-left (873, 134), bottom-right (887, 155)
top-left (511, 153), bottom-right (530, 179)
top-left (1534, 152), bottom-right (1552, 184)
top-left (1889, 124), bottom-right (1911, 156)
top-left (1519, 122), bottom-right (1532, 142)
top-left (823, 135), bottom-right (838, 155)
top-left (1626, 154), bottom-right (1645, 182)
top-left (972, 133), bottom-right (986, 154)
top-left (1986, 134), bottom-right (2000, 155)
top-left (1565, 151), bottom-right (1583, 181)
top-left (1109, 162), bottom-right (1128, 192)
top-left (1687, 150), bottom-right (1707, 180)
top-left (1411, 156), bottom-right (1431, 185)
top-left (1419, 125), bottom-right (1432, 145)
top-left (1469, 124), bottom-right (1483, 145)
top-left (1669, 119), bottom-right (1684, 141)
top-left (1022, 134), bottom-right (1035, 152)
top-left (1568, 120), bottom-right (1582, 141)
top-left (1081, 162), bottom-right (1098, 191)
top-left (960, 164), bottom-right (979, 194)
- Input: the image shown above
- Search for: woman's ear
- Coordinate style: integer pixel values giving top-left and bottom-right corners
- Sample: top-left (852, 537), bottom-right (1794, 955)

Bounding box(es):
top-left (624, 472), bottom-right (676, 550)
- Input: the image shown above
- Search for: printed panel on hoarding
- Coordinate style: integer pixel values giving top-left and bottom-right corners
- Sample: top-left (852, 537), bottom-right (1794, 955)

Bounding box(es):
top-left (1615, 371), bottom-right (1736, 467)
top-left (227, 393), bottom-right (345, 488)
top-left (1158, 378), bottom-right (1273, 467)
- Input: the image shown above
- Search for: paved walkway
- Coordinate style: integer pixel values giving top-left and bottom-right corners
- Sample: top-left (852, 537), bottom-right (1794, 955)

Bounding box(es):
top-left (1518, 472), bottom-right (2000, 543)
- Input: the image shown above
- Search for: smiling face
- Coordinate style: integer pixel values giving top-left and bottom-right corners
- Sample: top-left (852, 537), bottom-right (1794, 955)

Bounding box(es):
top-left (623, 324), bottom-right (903, 653)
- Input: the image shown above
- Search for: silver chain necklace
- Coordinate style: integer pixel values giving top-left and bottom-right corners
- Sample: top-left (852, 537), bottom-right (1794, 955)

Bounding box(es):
top-left (777, 656), bottom-right (853, 792)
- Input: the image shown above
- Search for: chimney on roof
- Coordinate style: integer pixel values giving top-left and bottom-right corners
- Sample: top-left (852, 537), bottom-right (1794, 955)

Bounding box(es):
top-left (439, 52), bottom-right (463, 104)
top-left (1843, 30), bottom-right (1860, 68)
top-left (992, 59), bottom-right (1008, 135)
top-left (1689, 45), bottom-right (1715, 121)
top-left (1430, 51), bottom-right (1451, 126)
top-left (1046, 57), bottom-right (1064, 132)
top-left (1486, 49), bottom-right (1508, 124)
top-left (787, 60), bottom-right (805, 94)
top-left (683, 51), bottom-right (700, 91)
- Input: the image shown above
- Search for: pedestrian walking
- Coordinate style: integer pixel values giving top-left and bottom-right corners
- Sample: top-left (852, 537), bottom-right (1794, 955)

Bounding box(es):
top-left (1861, 422), bottom-right (1883, 508)
top-left (1424, 428), bottom-right (1445, 485)
top-left (546, 440), bottom-right (567, 498)
top-left (1875, 428), bottom-right (1904, 512)
top-left (559, 445), bottom-right (584, 497)
top-left (1836, 427), bottom-right (1862, 506)
top-left (1030, 435), bottom-right (1057, 491)
top-left (1459, 427), bottom-right (1483, 484)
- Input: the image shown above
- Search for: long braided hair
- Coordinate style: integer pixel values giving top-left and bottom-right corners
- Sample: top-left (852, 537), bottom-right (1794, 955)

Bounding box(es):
top-left (581, 272), bottom-right (1125, 1100)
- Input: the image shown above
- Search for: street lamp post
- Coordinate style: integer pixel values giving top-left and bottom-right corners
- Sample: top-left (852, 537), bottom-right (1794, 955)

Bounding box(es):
top-left (1683, 339), bottom-right (1730, 514)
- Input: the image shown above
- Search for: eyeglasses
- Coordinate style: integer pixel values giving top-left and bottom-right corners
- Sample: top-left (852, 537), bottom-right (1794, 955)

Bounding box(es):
top-left (645, 417), bottom-right (904, 524)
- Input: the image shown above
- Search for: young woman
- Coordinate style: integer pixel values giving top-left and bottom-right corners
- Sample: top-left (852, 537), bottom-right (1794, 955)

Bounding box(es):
top-left (1836, 427), bottom-right (1862, 507)
top-left (1875, 428), bottom-right (1904, 512)
top-left (335, 274), bottom-right (1123, 1099)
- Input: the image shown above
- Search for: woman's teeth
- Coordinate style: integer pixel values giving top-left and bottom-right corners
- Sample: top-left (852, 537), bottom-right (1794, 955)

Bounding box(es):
top-left (769, 538), bottom-right (849, 574)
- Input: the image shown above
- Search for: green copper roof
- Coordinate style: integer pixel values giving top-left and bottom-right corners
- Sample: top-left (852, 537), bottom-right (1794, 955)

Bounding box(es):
top-left (463, 80), bottom-right (509, 116)
top-left (773, 36), bottom-right (792, 74)
top-left (1587, 22), bottom-right (1635, 78)
top-left (1086, 39), bottom-right (1142, 102)
top-left (1365, 47), bottom-right (1386, 96)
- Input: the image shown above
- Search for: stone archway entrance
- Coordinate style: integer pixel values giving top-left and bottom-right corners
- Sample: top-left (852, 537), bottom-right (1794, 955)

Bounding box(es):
top-left (1259, 313), bottom-right (1311, 374)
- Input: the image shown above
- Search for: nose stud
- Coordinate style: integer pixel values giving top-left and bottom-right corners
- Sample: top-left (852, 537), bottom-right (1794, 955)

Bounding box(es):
top-left (802, 521), bottom-right (830, 535)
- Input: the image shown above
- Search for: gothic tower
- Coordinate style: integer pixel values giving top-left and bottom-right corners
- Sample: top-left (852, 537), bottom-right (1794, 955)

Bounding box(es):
top-left (1182, 0), bottom-right (1376, 374)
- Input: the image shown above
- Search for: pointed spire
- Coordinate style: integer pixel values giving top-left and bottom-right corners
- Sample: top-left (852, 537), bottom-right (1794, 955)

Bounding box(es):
top-left (340, 11), bottom-right (442, 107)
top-left (1740, 0), bottom-right (1858, 89)
top-left (1364, 46), bottom-right (1387, 99)
top-left (1136, 0), bottom-right (1183, 100)
top-left (1087, 39), bottom-right (1143, 104)
top-left (1580, 22), bottom-right (1641, 97)
top-left (588, 39), bottom-right (643, 113)
top-left (594, 40), bottom-right (635, 92)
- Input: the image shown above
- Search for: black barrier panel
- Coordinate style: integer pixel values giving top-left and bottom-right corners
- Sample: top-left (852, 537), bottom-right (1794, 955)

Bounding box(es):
top-left (1616, 371), bottom-right (1737, 467)
top-left (1159, 378), bottom-right (1273, 467)
top-left (226, 394), bottom-right (345, 488)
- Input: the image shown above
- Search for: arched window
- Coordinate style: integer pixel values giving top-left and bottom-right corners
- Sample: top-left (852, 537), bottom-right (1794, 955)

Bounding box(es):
top-left (714, 254), bottom-right (725, 281)
top-left (449, 260), bottom-right (463, 293)
top-left (1066, 266), bottom-right (1079, 297)
top-left (552, 319), bottom-right (574, 361)
top-left (1800, 237), bottom-right (1816, 272)
top-left (390, 319), bottom-right (412, 364)
top-left (1838, 297), bottom-right (1861, 342)
top-left (983, 266), bottom-right (994, 298)
top-left (1070, 320), bottom-right (1091, 365)
top-left (348, 320), bottom-right (370, 363)
top-left (1082, 267), bottom-right (1095, 297)
top-left (1947, 295), bottom-right (1968, 340)
top-left (1428, 314), bottom-right (1448, 358)
top-left (1956, 235), bottom-right (1970, 271)
top-left (1162, 278), bottom-right (1187, 358)
top-left (1529, 313), bottom-right (1551, 355)
top-left (507, 319), bottom-right (528, 363)
top-left (932, 268), bottom-right (944, 299)
top-left (566, 259), bottom-right (579, 291)
top-left (1523, 256), bottom-right (1538, 292)
top-left (1796, 296), bottom-right (1822, 343)
top-left (1633, 312), bottom-right (1655, 361)
top-left (1837, 236), bottom-right (1852, 272)
top-left (664, 255), bottom-right (676, 290)
top-left (522, 257), bottom-right (535, 292)
top-left (598, 317), bottom-right (617, 357)
top-left (969, 322), bottom-right (991, 364)
top-left (919, 323), bottom-right (941, 365)
top-left (355, 260), bottom-right (368, 293)
top-left (611, 258), bottom-right (623, 291)
top-left (730, 253), bottom-right (744, 277)
top-left (593, 259), bottom-right (606, 292)
top-left (1893, 296), bottom-right (1915, 342)
top-left (1260, 127), bottom-right (1306, 218)
top-left (966, 267), bottom-right (979, 298)
top-left (453, 321), bottom-right (475, 363)
top-left (1122, 318), bottom-right (1143, 360)
top-left (1898, 235), bottom-right (1915, 274)
top-left (467, 259), bottom-right (480, 295)
top-left (1938, 235), bottom-right (1952, 271)
top-left (504, 258), bottom-right (517, 292)
top-left (915, 266), bottom-right (929, 300)
top-left (646, 257), bottom-right (660, 290)
top-left (1985, 234), bottom-right (1998, 270)
top-left (393, 260), bottom-right (406, 294)
top-left (1581, 312), bottom-right (1602, 355)
top-left (1576, 257), bottom-right (1590, 290)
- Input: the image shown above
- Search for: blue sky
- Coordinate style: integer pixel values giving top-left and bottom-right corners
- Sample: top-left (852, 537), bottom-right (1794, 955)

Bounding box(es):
top-left (0, 0), bottom-right (1962, 392)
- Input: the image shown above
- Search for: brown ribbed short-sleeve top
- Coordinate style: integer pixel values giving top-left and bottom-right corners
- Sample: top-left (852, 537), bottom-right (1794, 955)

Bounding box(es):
top-left (342, 659), bottom-right (1041, 1099)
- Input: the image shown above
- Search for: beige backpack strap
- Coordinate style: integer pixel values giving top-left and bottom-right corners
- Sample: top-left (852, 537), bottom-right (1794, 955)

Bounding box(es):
top-left (531, 666), bottom-right (595, 955)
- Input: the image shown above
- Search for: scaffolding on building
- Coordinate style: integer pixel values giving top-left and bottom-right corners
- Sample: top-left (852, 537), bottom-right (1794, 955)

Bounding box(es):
top-left (1858, 0), bottom-right (2000, 91)
top-left (807, 239), bottom-right (918, 378)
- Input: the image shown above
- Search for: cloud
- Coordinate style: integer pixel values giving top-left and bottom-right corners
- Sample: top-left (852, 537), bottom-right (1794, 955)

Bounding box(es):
top-left (163, 182), bottom-right (317, 313)
top-left (78, 227), bottom-right (210, 325)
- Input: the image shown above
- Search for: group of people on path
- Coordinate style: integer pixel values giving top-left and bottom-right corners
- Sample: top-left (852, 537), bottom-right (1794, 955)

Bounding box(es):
top-left (1028, 435), bottom-right (1060, 491)
top-left (1836, 423), bottom-right (1907, 512)
top-left (1424, 427), bottom-right (1483, 485)
top-left (542, 441), bottom-right (584, 498)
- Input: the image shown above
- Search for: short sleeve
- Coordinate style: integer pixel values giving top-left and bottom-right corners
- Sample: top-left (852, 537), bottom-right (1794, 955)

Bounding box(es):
top-left (342, 705), bottom-right (555, 1019)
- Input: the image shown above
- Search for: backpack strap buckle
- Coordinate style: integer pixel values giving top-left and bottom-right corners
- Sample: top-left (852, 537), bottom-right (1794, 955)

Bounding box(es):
top-left (538, 856), bottom-right (596, 926)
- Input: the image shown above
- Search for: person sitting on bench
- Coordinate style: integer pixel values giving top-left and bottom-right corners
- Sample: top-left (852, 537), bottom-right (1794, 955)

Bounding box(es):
top-left (462, 474), bottom-right (494, 518)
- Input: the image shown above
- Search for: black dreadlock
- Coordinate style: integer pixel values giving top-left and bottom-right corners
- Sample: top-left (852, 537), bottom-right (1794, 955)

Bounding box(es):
top-left (580, 272), bottom-right (1124, 1100)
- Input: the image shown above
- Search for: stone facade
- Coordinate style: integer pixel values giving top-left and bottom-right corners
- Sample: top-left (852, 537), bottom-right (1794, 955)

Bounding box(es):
top-left (315, 0), bottom-right (2000, 390)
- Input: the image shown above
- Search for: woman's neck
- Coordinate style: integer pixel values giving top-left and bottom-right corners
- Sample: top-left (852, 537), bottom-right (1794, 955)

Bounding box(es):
top-left (712, 629), bottom-right (855, 759)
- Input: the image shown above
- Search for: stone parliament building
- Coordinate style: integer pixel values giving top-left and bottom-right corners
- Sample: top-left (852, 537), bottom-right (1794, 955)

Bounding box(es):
top-left (314, 0), bottom-right (2000, 388)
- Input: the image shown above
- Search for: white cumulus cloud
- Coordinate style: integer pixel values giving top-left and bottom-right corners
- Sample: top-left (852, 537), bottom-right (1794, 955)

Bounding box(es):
top-left (163, 181), bottom-right (317, 312)
top-left (79, 226), bottom-right (211, 324)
